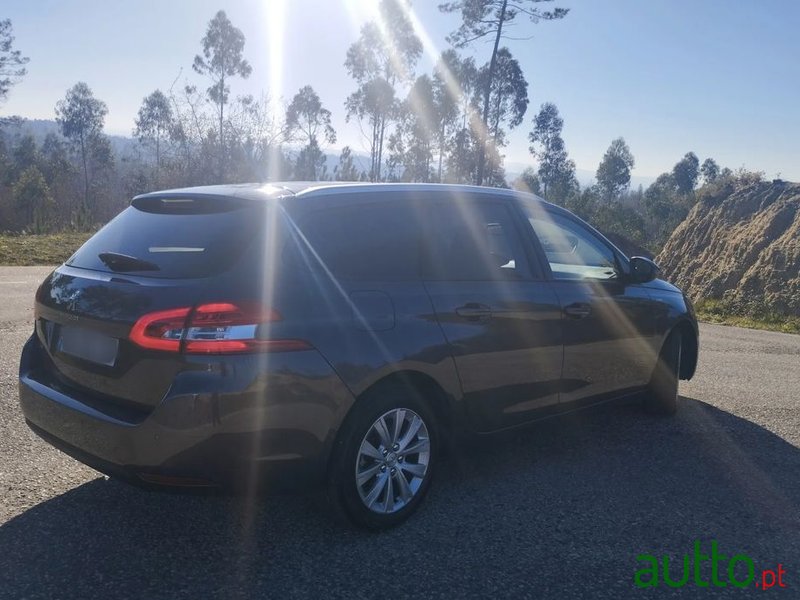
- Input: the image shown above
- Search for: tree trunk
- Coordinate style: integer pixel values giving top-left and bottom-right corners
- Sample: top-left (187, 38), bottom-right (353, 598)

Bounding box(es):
top-left (219, 73), bottom-right (225, 182)
top-left (371, 118), bottom-right (379, 182)
top-left (483, 93), bottom-right (503, 184)
top-left (426, 147), bottom-right (431, 182)
top-left (438, 122), bottom-right (445, 182)
top-left (219, 104), bottom-right (224, 182)
top-left (377, 113), bottom-right (386, 182)
top-left (80, 131), bottom-right (89, 215)
top-left (493, 91), bottom-right (503, 143)
top-left (477, 0), bottom-right (507, 186)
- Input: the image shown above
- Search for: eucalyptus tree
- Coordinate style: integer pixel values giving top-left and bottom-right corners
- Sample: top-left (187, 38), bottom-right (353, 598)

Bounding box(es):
top-left (134, 90), bottom-right (173, 168)
top-left (596, 137), bottom-right (635, 201)
top-left (55, 82), bottom-right (108, 213)
top-left (193, 10), bottom-right (252, 180)
top-left (477, 47), bottom-right (528, 185)
top-left (436, 52), bottom-right (479, 183)
top-left (294, 138), bottom-right (327, 181)
top-left (432, 50), bottom-right (469, 182)
top-left (13, 166), bottom-right (53, 232)
top-left (0, 19), bottom-right (29, 103)
top-left (389, 74), bottom-right (437, 182)
top-left (10, 134), bottom-right (39, 179)
top-left (345, 0), bottom-right (422, 181)
top-left (227, 93), bottom-right (289, 181)
top-left (439, 0), bottom-right (568, 184)
top-left (700, 157), bottom-right (720, 185)
top-left (672, 151), bottom-right (700, 194)
top-left (445, 127), bottom-right (478, 183)
top-left (512, 167), bottom-right (541, 195)
top-left (335, 146), bottom-right (361, 181)
top-left (528, 102), bottom-right (576, 202)
top-left (40, 133), bottom-right (76, 225)
top-left (286, 85), bottom-right (336, 180)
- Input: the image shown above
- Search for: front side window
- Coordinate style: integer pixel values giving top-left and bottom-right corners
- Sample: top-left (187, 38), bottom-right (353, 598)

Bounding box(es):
top-left (528, 212), bottom-right (619, 281)
top-left (424, 201), bottom-right (529, 281)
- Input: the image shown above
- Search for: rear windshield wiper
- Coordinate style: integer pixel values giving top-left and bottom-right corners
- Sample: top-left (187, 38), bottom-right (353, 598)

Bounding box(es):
top-left (98, 252), bottom-right (160, 272)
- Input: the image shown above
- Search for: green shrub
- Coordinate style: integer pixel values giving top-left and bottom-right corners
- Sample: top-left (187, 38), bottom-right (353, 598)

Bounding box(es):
top-left (695, 297), bottom-right (800, 334)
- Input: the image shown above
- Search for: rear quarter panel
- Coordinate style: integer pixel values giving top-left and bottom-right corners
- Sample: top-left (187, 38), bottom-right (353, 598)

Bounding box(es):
top-left (291, 276), bottom-right (463, 418)
top-left (280, 194), bottom-right (464, 425)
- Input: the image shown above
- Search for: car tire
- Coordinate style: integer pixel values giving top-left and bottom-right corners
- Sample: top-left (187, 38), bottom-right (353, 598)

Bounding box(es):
top-left (327, 383), bottom-right (438, 530)
top-left (643, 330), bottom-right (682, 416)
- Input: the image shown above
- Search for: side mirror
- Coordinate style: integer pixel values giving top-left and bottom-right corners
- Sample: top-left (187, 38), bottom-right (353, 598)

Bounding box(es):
top-left (628, 256), bottom-right (660, 283)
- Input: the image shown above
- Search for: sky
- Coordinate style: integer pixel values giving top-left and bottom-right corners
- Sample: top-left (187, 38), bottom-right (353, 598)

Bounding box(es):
top-left (2, 0), bottom-right (799, 181)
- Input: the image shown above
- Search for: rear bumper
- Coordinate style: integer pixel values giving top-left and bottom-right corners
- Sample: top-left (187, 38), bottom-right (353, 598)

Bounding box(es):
top-left (18, 334), bottom-right (355, 493)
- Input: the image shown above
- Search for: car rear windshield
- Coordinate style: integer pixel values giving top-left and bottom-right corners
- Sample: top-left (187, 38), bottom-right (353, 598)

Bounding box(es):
top-left (66, 197), bottom-right (263, 279)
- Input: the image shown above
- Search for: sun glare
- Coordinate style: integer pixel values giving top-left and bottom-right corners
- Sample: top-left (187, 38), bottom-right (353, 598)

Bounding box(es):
top-left (266, 0), bottom-right (287, 120)
top-left (399, 1), bottom-right (491, 159)
top-left (343, 0), bottom-right (381, 27)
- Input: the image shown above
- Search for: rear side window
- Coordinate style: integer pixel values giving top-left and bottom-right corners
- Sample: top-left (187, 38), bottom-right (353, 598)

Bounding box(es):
top-left (296, 202), bottom-right (423, 281)
top-left (67, 200), bottom-right (263, 279)
top-left (424, 201), bottom-right (530, 281)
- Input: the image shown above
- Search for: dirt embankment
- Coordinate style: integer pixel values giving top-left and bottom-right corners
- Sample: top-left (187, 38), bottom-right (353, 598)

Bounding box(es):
top-left (657, 181), bottom-right (800, 314)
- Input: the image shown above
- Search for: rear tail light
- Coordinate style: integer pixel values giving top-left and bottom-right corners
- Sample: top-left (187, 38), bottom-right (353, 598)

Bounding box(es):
top-left (129, 307), bottom-right (190, 352)
top-left (129, 302), bottom-right (311, 354)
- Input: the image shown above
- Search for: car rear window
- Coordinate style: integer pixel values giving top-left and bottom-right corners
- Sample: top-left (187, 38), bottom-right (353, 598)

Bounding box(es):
top-left (296, 202), bottom-right (423, 281)
top-left (66, 198), bottom-right (263, 279)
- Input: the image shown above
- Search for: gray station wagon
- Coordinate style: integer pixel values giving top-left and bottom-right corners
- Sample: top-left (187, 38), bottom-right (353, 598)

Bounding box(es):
top-left (19, 182), bottom-right (698, 529)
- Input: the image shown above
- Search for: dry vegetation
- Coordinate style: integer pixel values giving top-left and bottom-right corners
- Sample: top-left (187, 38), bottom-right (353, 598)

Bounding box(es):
top-left (0, 232), bottom-right (92, 266)
top-left (658, 179), bottom-right (800, 333)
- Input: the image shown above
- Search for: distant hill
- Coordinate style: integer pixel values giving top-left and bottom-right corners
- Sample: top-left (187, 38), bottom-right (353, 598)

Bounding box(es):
top-left (1, 118), bottom-right (138, 158)
top-left (503, 159), bottom-right (656, 190)
top-left (1, 118), bottom-right (60, 141)
top-left (1, 118), bottom-right (363, 174)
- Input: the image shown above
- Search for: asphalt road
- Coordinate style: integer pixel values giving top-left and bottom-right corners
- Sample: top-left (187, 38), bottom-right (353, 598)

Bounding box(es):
top-left (1, 266), bottom-right (799, 599)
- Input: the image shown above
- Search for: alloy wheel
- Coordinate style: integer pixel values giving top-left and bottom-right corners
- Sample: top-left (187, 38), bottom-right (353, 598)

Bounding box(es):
top-left (355, 408), bottom-right (431, 514)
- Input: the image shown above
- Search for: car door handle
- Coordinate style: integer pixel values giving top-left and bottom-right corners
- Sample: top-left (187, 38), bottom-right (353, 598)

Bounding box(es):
top-left (455, 303), bottom-right (493, 320)
top-left (564, 302), bottom-right (592, 319)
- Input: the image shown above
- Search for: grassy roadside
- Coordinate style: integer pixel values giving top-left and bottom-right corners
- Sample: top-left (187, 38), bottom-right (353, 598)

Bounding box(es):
top-left (0, 232), bottom-right (93, 266)
top-left (695, 299), bottom-right (800, 335)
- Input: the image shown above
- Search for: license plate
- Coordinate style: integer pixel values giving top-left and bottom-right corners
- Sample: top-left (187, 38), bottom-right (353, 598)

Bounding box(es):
top-left (57, 325), bottom-right (119, 366)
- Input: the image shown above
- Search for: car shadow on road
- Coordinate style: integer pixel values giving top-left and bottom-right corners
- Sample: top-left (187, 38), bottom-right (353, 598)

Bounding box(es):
top-left (2, 397), bottom-right (800, 599)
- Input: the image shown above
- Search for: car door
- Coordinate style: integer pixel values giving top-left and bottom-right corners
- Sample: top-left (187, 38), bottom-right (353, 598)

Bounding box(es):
top-left (523, 205), bottom-right (659, 404)
top-left (422, 195), bottom-right (563, 432)
top-left (287, 196), bottom-right (463, 399)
